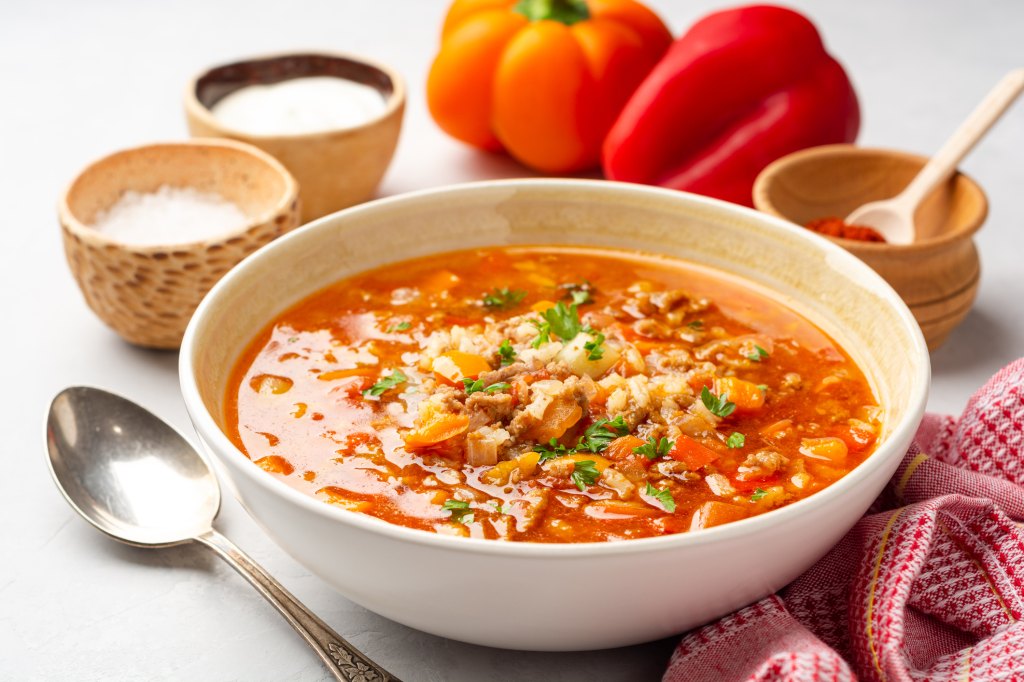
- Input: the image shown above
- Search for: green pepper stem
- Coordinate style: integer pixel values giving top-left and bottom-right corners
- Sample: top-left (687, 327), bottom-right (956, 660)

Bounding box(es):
top-left (513, 0), bottom-right (590, 25)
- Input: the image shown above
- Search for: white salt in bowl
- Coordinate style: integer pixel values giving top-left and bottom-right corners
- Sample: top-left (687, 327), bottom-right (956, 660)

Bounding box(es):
top-left (184, 52), bottom-right (405, 222)
top-left (59, 138), bottom-right (300, 349)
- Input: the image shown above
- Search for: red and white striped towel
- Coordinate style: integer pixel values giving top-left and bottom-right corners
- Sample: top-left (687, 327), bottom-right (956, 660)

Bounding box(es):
top-left (664, 359), bottom-right (1024, 682)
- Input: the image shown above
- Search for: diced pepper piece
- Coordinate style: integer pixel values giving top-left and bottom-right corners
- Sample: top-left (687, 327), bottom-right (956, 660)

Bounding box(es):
top-left (404, 414), bottom-right (471, 449)
top-left (714, 376), bottom-right (765, 412)
top-left (690, 501), bottom-right (748, 530)
top-left (528, 398), bottom-right (583, 443)
top-left (667, 435), bottom-right (719, 470)
top-left (481, 450), bottom-right (542, 485)
top-left (531, 299), bottom-right (557, 313)
top-left (432, 351), bottom-right (493, 386)
top-left (799, 437), bottom-right (848, 464)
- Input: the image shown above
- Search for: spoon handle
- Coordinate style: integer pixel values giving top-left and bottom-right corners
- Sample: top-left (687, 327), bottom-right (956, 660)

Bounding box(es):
top-left (195, 529), bottom-right (401, 682)
top-left (900, 68), bottom-right (1024, 208)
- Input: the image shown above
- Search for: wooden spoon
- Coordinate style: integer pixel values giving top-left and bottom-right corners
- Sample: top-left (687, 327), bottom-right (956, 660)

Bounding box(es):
top-left (846, 69), bottom-right (1024, 244)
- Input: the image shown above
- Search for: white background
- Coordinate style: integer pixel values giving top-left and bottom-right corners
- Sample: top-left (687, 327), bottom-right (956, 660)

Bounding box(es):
top-left (2, 1), bottom-right (1022, 680)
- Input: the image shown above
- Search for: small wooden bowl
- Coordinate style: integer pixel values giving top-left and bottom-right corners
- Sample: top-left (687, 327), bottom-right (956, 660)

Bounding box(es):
top-left (59, 139), bottom-right (300, 349)
top-left (184, 52), bottom-right (405, 223)
top-left (753, 144), bottom-right (988, 350)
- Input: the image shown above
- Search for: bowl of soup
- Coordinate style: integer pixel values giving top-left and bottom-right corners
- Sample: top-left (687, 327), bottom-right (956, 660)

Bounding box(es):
top-left (179, 179), bottom-right (929, 651)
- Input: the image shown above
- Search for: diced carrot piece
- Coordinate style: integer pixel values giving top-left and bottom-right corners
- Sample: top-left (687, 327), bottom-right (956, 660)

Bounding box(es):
top-left (403, 414), bottom-right (470, 449)
top-left (715, 376), bottom-right (765, 412)
top-left (255, 455), bottom-right (294, 476)
top-left (833, 419), bottom-right (877, 453)
top-left (690, 501), bottom-right (749, 530)
top-left (668, 435), bottom-right (719, 470)
top-left (799, 437), bottom-right (848, 465)
top-left (604, 435), bottom-right (646, 461)
top-left (531, 300), bottom-right (556, 313)
top-left (545, 453), bottom-right (611, 472)
top-left (432, 351), bottom-right (492, 386)
top-left (317, 367), bottom-right (375, 382)
top-left (760, 419), bottom-right (792, 436)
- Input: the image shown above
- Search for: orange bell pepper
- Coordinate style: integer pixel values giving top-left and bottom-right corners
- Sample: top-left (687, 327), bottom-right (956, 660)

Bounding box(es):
top-left (427, 0), bottom-right (671, 173)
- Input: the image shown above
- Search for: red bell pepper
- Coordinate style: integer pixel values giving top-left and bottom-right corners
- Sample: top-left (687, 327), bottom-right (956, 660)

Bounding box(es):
top-left (602, 5), bottom-right (860, 207)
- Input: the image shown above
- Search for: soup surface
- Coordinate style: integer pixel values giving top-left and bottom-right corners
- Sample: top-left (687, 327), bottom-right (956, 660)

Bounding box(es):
top-left (227, 247), bottom-right (881, 542)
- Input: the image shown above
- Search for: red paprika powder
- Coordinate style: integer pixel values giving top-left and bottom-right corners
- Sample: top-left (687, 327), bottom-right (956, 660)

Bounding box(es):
top-left (806, 217), bottom-right (886, 242)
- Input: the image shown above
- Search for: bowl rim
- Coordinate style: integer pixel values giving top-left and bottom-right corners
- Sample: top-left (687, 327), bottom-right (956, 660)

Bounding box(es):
top-left (180, 178), bottom-right (930, 558)
top-left (183, 50), bottom-right (407, 142)
top-left (58, 138), bottom-right (299, 253)
top-left (752, 143), bottom-right (989, 252)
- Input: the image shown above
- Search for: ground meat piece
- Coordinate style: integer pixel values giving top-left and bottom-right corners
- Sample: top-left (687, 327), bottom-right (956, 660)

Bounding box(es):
top-left (781, 372), bottom-right (803, 390)
top-left (603, 374), bottom-right (651, 428)
top-left (655, 460), bottom-right (701, 481)
top-left (478, 362), bottom-right (529, 386)
top-left (705, 473), bottom-right (736, 497)
top-left (466, 391), bottom-right (516, 428)
top-left (736, 449), bottom-right (788, 481)
top-left (649, 289), bottom-right (692, 313)
top-left (647, 348), bottom-right (695, 373)
top-left (633, 318), bottom-right (672, 339)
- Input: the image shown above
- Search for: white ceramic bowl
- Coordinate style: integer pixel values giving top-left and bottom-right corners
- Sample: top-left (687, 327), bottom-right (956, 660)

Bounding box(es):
top-left (180, 179), bottom-right (929, 651)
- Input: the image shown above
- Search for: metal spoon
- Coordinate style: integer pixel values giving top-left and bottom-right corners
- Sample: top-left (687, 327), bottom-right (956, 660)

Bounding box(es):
top-left (45, 386), bottom-right (399, 682)
top-left (845, 68), bottom-right (1024, 244)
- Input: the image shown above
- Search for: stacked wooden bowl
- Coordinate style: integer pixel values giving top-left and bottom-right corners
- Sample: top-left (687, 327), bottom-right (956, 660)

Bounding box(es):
top-left (754, 144), bottom-right (988, 350)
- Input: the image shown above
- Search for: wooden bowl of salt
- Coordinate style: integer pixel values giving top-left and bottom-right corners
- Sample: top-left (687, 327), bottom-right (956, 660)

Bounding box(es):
top-left (184, 52), bottom-right (405, 222)
top-left (59, 138), bottom-right (300, 349)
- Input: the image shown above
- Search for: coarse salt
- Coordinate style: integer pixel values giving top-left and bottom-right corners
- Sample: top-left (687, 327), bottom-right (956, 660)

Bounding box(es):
top-left (210, 76), bottom-right (387, 136)
top-left (91, 185), bottom-right (251, 245)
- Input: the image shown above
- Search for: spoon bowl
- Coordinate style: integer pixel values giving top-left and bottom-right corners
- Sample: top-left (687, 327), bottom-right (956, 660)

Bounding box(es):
top-left (44, 386), bottom-right (398, 681)
top-left (46, 386), bottom-right (220, 547)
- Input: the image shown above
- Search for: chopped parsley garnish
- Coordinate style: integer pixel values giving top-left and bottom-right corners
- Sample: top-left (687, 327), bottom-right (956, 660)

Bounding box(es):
top-left (578, 416), bottom-right (630, 452)
top-left (686, 320), bottom-right (704, 330)
top-left (287, 336), bottom-right (299, 343)
top-left (701, 386), bottom-right (736, 418)
top-left (633, 436), bottom-right (674, 460)
top-left (442, 499), bottom-right (473, 524)
top-left (757, 384), bottom-right (769, 392)
top-left (750, 488), bottom-right (768, 502)
top-left (570, 460), bottom-right (601, 491)
top-left (498, 339), bottom-right (517, 366)
top-left (747, 345), bottom-right (770, 362)
top-left (387, 321), bottom-right (411, 333)
top-left (530, 319), bottom-right (552, 348)
top-left (482, 287), bottom-right (527, 309)
top-left (462, 378), bottom-right (510, 395)
top-left (559, 280), bottom-right (594, 305)
top-left (534, 438), bottom-right (572, 461)
top-left (541, 301), bottom-right (585, 341)
top-left (583, 332), bottom-right (606, 361)
top-left (726, 432), bottom-right (745, 449)
top-left (362, 370), bottom-right (408, 398)
top-left (491, 501), bottom-right (505, 515)
top-left (645, 482), bottom-right (676, 513)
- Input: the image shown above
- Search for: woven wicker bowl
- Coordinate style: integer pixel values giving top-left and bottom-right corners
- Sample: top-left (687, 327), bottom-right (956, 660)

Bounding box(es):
top-left (59, 138), bottom-right (300, 349)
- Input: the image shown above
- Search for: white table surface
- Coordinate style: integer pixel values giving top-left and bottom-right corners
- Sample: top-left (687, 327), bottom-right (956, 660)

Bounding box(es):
top-left (3, 1), bottom-right (1022, 680)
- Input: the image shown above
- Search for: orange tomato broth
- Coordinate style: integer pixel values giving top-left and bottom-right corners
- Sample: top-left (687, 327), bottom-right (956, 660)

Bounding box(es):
top-left (226, 246), bottom-right (880, 542)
